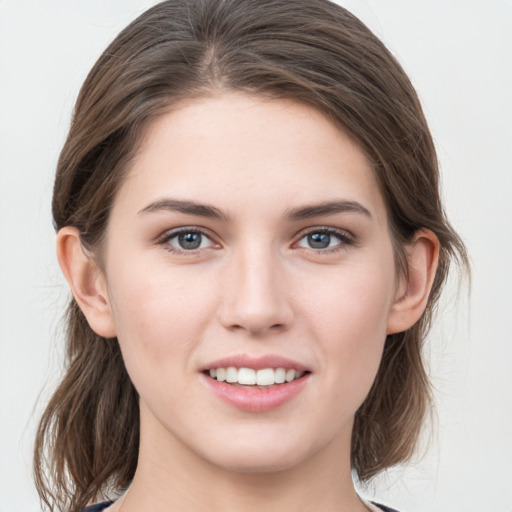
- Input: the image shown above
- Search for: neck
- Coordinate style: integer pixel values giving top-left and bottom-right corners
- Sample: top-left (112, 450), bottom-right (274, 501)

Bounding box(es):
top-left (121, 413), bottom-right (367, 512)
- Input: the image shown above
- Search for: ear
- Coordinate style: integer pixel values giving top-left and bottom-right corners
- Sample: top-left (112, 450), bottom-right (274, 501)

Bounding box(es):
top-left (56, 226), bottom-right (117, 338)
top-left (387, 229), bottom-right (440, 335)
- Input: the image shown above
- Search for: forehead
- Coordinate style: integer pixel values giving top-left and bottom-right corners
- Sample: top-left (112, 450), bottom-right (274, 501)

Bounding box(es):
top-left (117, 93), bottom-right (387, 226)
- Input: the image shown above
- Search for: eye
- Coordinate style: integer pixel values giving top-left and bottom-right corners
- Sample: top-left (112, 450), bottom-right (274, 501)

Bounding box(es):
top-left (161, 228), bottom-right (216, 253)
top-left (296, 228), bottom-right (353, 251)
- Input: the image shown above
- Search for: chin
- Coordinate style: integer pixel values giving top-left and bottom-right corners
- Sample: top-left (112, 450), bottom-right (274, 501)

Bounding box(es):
top-left (198, 431), bottom-right (316, 475)
top-left (213, 452), bottom-right (305, 475)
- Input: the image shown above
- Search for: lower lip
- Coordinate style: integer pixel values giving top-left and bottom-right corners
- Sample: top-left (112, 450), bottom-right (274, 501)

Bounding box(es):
top-left (201, 373), bottom-right (310, 412)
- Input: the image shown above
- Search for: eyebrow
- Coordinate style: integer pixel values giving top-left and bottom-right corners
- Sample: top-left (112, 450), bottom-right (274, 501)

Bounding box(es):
top-left (138, 199), bottom-right (229, 220)
top-left (138, 198), bottom-right (372, 222)
top-left (285, 200), bottom-right (372, 221)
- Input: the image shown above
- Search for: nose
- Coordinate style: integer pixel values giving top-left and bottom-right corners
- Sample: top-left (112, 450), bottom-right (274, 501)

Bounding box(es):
top-left (218, 244), bottom-right (293, 336)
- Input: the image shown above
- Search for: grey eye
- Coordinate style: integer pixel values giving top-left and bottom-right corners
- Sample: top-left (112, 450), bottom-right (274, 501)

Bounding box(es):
top-left (177, 232), bottom-right (203, 250)
top-left (165, 230), bottom-right (214, 252)
top-left (297, 231), bottom-right (344, 250)
top-left (307, 232), bottom-right (332, 249)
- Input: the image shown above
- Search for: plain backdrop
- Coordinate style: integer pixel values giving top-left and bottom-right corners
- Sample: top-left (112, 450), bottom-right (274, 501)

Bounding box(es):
top-left (0, 1), bottom-right (511, 511)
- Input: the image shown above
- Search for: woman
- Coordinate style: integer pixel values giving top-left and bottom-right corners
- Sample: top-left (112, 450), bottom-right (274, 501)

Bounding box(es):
top-left (34, 1), bottom-right (468, 511)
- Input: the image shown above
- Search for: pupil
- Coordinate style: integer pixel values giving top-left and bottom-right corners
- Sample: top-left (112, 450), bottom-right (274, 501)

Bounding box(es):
top-left (178, 232), bottom-right (201, 250)
top-left (308, 232), bottom-right (330, 249)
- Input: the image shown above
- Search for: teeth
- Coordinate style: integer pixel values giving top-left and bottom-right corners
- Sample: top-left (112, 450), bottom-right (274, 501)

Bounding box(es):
top-left (207, 367), bottom-right (305, 386)
top-left (238, 367), bottom-right (256, 385)
top-left (285, 369), bottom-right (296, 382)
top-left (256, 368), bottom-right (274, 386)
top-left (226, 367), bottom-right (238, 383)
top-left (275, 367), bottom-right (286, 384)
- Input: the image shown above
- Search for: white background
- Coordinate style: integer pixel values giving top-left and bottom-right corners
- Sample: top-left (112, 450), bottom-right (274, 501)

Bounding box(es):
top-left (0, 1), bottom-right (511, 511)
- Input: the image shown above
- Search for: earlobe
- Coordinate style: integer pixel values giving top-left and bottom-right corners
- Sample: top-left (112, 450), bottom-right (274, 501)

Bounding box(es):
top-left (387, 229), bottom-right (440, 335)
top-left (56, 227), bottom-right (117, 338)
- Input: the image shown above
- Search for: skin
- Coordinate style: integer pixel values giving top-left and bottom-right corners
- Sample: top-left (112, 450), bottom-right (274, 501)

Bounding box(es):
top-left (58, 93), bottom-right (439, 512)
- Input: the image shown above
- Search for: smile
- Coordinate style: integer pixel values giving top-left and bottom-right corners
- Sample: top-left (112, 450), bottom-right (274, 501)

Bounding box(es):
top-left (201, 358), bottom-right (311, 412)
top-left (207, 367), bottom-right (305, 387)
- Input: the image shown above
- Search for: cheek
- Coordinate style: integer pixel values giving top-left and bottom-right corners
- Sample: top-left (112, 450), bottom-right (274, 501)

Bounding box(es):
top-left (106, 262), bottom-right (218, 375)
top-left (304, 261), bottom-right (394, 336)
top-left (300, 261), bottom-right (395, 398)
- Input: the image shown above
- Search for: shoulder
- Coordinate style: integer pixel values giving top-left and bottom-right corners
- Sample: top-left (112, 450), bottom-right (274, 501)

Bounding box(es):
top-left (83, 501), bottom-right (114, 511)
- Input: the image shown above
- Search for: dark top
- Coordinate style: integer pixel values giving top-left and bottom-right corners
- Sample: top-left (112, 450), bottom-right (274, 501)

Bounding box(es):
top-left (374, 505), bottom-right (400, 512)
top-left (84, 500), bottom-right (399, 511)
top-left (84, 502), bottom-right (114, 511)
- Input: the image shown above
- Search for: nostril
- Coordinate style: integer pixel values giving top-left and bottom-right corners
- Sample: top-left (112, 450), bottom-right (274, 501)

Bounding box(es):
top-left (217, 270), bottom-right (294, 335)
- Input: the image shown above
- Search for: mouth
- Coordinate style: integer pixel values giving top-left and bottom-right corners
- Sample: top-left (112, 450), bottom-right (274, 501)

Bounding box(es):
top-left (200, 355), bottom-right (311, 411)
top-left (204, 367), bottom-right (308, 388)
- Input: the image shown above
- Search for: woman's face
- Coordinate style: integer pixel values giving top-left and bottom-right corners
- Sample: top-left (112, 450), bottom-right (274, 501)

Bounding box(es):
top-left (100, 93), bottom-right (401, 474)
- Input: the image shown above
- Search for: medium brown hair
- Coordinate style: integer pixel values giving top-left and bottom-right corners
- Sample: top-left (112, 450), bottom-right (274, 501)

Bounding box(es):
top-left (34, 0), bottom-right (468, 510)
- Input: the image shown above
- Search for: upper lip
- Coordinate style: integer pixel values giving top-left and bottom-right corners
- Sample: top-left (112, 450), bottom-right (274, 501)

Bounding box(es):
top-left (201, 354), bottom-right (310, 372)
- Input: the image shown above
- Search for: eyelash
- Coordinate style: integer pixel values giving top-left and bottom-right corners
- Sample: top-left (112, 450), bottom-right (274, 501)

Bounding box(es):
top-left (294, 227), bottom-right (355, 254)
top-left (157, 226), bottom-right (356, 255)
top-left (157, 227), bottom-right (218, 255)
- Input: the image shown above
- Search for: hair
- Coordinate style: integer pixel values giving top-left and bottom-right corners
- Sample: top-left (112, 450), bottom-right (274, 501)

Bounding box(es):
top-left (34, 0), bottom-right (468, 510)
